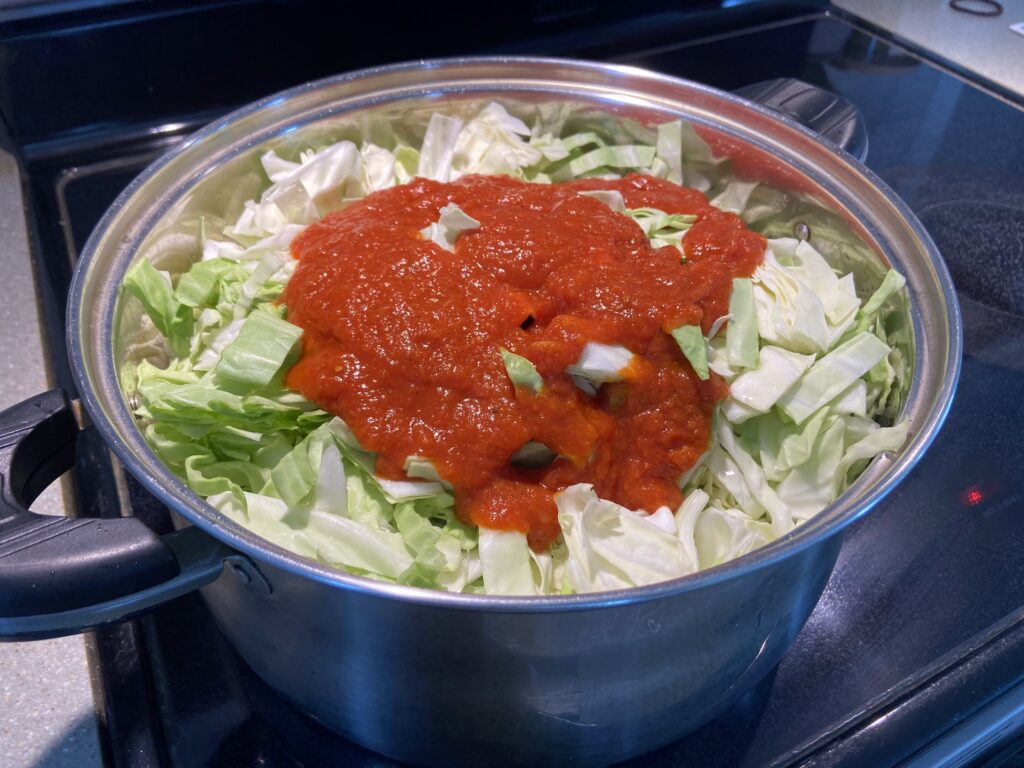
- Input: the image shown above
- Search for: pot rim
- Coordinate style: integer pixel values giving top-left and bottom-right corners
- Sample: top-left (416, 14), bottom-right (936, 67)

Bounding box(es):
top-left (67, 55), bottom-right (962, 612)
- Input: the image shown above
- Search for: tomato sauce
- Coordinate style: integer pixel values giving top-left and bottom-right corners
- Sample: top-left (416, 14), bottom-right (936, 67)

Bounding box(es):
top-left (284, 174), bottom-right (764, 549)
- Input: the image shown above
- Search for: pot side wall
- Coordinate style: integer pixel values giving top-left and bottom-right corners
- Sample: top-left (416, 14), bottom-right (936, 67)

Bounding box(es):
top-left (200, 533), bottom-right (842, 768)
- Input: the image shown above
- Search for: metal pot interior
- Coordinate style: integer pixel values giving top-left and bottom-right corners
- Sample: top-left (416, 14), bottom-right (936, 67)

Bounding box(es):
top-left (68, 57), bottom-right (961, 607)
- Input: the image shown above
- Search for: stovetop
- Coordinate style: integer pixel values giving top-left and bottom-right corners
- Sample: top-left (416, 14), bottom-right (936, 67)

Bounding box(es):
top-left (7, 3), bottom-right (1024, 767)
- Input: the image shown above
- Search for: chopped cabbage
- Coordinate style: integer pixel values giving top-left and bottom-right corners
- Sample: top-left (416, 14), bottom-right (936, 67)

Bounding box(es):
top-left (500, 348), bottom-right (544, 394)
top-left (670, 325), bottom-right (710, 380)
top-left (122, 102), bottom-right (911, 595)
top-left (420, 203), bottom-right (480, 252)
top-left (566, 342), bottom-right (634, 389)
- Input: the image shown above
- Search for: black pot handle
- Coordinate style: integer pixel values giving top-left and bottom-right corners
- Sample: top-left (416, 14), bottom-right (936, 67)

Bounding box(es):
top-left (734, 78), bottom-right (869, 162)
top-left (0, 389), bottom-right (232, 640)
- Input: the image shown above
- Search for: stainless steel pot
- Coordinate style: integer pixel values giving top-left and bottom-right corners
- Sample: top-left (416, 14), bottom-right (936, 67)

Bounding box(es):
top-left (0, 59), bottom-right (960, 767)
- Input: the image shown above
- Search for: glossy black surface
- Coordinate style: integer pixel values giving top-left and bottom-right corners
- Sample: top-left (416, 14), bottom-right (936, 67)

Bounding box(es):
top-left (13, 0), bottom-right (813, 399)
top-left (10, 5), bottom-right (1024, 768)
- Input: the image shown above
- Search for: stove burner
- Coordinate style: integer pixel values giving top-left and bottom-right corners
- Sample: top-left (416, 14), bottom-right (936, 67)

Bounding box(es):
top-left (918, 200), bottom-right (1024, 316)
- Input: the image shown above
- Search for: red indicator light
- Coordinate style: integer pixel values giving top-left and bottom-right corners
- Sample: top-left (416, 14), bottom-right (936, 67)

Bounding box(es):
top-left (960, 486), bottom-right (985, 507)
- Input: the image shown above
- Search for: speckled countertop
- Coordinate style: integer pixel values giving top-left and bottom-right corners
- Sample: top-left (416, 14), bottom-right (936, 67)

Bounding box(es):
top-left (835, 0), bottom-right (1024, 100)
top-left (0, 148), bottom-right (101, 767)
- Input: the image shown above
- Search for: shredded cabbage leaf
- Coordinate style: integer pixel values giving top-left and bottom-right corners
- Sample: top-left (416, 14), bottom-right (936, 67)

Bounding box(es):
top-left (500, 348), bottom-right (544, 394)
top-left (670, 325), bottom-right (710, 381)
top-left (420, 203), bottom-right (480, 252)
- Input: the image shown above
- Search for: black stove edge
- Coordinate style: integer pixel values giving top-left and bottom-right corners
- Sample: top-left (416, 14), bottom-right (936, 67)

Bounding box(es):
top-left (827, 6), bottom-right (1024, 111)
top-left (774, 605), bottom-right (1024, 767)
top-left (906, 682), bottom-right (1024, 768)
top-left (484, 3), bottom-right (825, 60)
top-left (70, 428), bottom-right (176, 768)
top-left (9, 4), bottom-right (794, 169)
top-left (0, 0), bottom-right (822, 150)
top-left (19, 108), bottom-right (226, 167)
top-left (0, 0), bottom-right (199, 26)
top-left (85, 622), bottom-right (170, 768)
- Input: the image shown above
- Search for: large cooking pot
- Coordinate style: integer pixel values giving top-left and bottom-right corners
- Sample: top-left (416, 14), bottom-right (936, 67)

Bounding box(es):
top-left (0, 59), bottom-right (959, 767)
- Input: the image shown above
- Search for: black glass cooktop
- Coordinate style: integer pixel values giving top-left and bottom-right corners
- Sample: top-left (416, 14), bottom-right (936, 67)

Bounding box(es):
top-left (9, 3), bottom-right (1024, 767)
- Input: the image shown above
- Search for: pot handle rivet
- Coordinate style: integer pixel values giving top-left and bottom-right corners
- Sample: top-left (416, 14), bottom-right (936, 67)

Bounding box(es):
top-left (225, 554), bottom-right (272, 597)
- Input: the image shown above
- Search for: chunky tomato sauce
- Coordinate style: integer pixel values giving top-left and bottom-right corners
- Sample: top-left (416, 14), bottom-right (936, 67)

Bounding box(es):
top-left (284, 174), bottom-right (764, 549)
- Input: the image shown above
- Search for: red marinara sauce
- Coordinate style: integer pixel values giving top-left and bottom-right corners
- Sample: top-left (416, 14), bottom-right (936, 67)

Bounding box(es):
top-left (284, 173), bottom-right (765, 550)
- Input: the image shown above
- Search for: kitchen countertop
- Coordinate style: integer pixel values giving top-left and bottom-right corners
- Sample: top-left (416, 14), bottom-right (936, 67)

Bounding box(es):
top-left (0, 148), bottom-right (101, 767)
top-left (834, 0), bottom-right (1024, 100)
